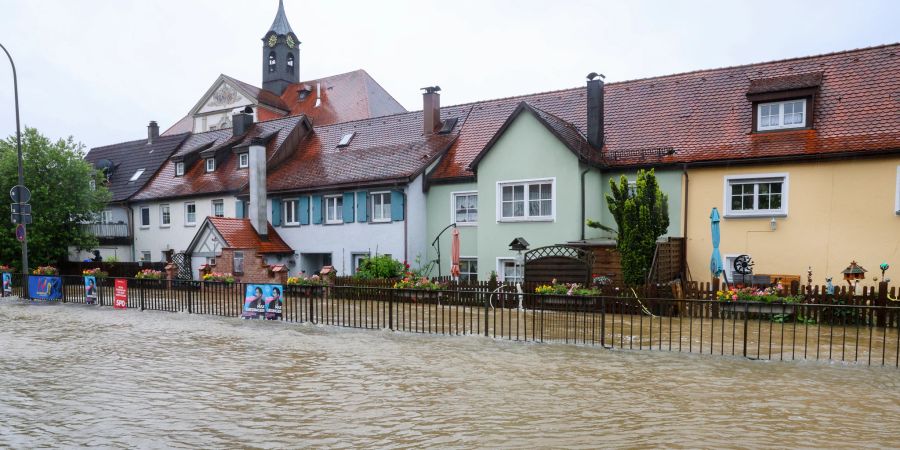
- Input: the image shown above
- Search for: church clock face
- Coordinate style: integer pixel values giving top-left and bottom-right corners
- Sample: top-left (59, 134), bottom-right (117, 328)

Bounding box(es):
top-left (286, 35), bottom-right (296, 49)
top-left (267, 34), bottom-right (278, 48)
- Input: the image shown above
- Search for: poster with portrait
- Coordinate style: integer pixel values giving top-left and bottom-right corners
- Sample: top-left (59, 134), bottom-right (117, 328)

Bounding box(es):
top-left (242, 284), bottom-right (284, 320)
top-left (2, 272), bottom-right (11, 296)
top-left (84, 276), bottom-right (98, 304)
top-left (28, 276), bottom-right (62, 300)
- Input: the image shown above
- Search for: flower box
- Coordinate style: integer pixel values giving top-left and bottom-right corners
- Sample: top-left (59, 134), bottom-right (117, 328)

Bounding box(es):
top-left (722, 302), bottom-right (796, 315)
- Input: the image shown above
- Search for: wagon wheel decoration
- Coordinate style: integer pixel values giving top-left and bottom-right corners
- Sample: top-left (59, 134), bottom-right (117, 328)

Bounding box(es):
top-left (733, 254), bottom-right (754, 275)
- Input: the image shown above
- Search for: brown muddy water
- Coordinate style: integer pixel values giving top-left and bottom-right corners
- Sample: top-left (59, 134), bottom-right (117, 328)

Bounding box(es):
top-left (1, 299), bottom-right (898, 448)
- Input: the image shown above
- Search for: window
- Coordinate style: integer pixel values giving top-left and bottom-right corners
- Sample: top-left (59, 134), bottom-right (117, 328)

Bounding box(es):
top-left (233, 251), bottom-right (244, 274)
top-left (283, 199), bottom-right (299, 225)
top-left (724, 173), bottom-right (788, 217)
top-left (268, 51), bottom-right (276, 72)
top-left (212, 199), bottom-right (224, 218)
top-left (206, 158), bottom-right (216, 172)
top-left (337, 132), bottom-right (355, 148)
top-left (287, 53), bottom-right (295, 74)
top-left (160, 205), bottom-right (171, 227)
top-left (757, 99), bottom-right (806, 131)
top-left (453, 192), bottom-right (478, 224)
top-left (371, 192), bottom-right (391, 222)
top-left (185, 203), bottom-right (196, 226)
top-left (352, 253), bottom-right (369, 274)
top-left (498, 179), bottom-right (554, 221)
top-left (498, 258), bottom-right (523, 284)
top-left (141, 251), bottom-right (151, 262)
top-left (459, 258), bottom-right (478, 282)
top-left (175, 162), bottom-right (185, 176)
top-left (206, 257), bottom-right (216, 267)
top-left (239, 153), bottom-right (249, 168)
top-left (100, 210), bottom-right (114, 224)
top-left (129, 169), bottom-right (145, 182)
top-left (724, 254), bottom-right (752, 285)
top-left (325, 195), bottom-right (343, 224)
top-left (140, 207), bottom-right (150, 228)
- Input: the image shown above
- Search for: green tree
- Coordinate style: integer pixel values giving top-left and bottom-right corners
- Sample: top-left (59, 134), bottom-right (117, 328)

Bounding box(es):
top-left (587, 169), bottom-right (669, 287)
top-left (0, 127), bottom-right (110, 269)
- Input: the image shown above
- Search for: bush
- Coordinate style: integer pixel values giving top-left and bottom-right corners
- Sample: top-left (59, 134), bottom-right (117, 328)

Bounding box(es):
top-left (354, 255), bottom-right (404, 279)
top-left (32, 265), bottom-right (58, 275)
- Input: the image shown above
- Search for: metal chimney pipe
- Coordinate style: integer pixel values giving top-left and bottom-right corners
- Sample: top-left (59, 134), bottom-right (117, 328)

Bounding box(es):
top-left (586, 73), bottom-right (605, 148)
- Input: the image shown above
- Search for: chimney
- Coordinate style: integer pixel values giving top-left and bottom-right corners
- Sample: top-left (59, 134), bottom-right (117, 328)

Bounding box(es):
top-left (421, 86), bottom-right (441, 134)
top-left (232, 107), bottom-right (254, 137)
top-left (248, 137), bottom-right (268, 239)
top-left (586, 73), bottom-right (605, 148)
top-left (147, 121), bottom-right (159, 144)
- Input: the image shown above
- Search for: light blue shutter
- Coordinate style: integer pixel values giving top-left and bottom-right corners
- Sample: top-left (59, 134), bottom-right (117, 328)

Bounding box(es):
top-left (342, 192), bottom-right (354, 223)
top-left (271, 198), bottom-right (282, 226)
top-left (299, 196), bottom-right (310, 225)
top-left (235, 200), bottom-right (244, 219)
top-left (356, 191), bottom-right (368, 222)
top-left (312, 195), bottom-right (323, 224)
top-left (391, 190), bottom-right (404, 221)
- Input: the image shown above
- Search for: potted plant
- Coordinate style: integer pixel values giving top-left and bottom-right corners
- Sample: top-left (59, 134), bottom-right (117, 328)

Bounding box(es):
top-left (393, 276), bottom-right (445, 302)
top-left (286, 274), bottom-right (325, 296)
top-left (201, 272), bottom-right (235, 284)
top-left (82, 268), bottom-right (109, 278)
top-left (32, 265), bottom-right (58, 276)
top-left (135, 268), bottom-right (164, 288)
top-left (716, 284), bottom-right (802, 315)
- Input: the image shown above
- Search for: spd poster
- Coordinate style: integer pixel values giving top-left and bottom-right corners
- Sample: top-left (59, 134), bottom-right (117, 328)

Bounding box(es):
top-left (114, 278), bottom-right (128, 309)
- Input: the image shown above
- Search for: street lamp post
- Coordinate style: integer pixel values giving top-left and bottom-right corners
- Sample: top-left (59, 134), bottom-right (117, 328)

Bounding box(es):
top-left (1, 42), bottom-right (29, 276)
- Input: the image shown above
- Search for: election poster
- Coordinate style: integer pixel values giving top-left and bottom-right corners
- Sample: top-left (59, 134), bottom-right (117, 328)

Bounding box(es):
top-left (2, 272), bottom-right (11, 296)
top-left (242, 284), bottom-right (284, 320)
top-left (28, 276), bottom-right (62, 300)
top-left (114, 278), bottom-right (128, 309)
top-left (84, 276), bottom-right (98, 304)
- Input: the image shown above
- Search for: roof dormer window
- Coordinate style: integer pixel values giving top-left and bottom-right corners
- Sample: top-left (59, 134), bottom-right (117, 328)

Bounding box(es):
top-left (757, 99), bottom-right (806, 131)
top-left (337, 132), bottom-right (355, 148)
top-left (239, 153), bottom-right (249, 168)
top-left (206, 158), bottom-right (216, 173)
top-left (175, 162), bottom-right (185, 177)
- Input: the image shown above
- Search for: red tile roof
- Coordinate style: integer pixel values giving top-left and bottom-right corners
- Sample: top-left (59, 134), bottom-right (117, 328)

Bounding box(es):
top-left (208, 217), bottom-right (292, 254)
top-left (431, 43), bottom-right (900, 178)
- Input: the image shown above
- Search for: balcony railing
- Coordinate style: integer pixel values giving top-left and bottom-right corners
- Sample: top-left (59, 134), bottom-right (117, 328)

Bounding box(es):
top-left (80, 223), bottom-right (130, 238)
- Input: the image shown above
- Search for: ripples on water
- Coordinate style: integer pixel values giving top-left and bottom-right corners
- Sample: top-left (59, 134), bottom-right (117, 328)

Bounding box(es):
top-left (0, 300), bottom-right (898, 448)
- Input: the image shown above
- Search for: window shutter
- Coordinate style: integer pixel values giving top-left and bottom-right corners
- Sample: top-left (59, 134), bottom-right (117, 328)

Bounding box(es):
top-left (271, 198), bottom-right (282, 226)
top-left (342, 192), bottom-right (355, 223)
top-left (391, 190), bottom-right (404, 221)
top-left (356, 191), bottom-right (368, 222)
top-left (235, 200), bottom-right (244, 219)
top-left (312, 195), bottom-right (323, 224)
top-left (299, 196), bottom-right (310, 225)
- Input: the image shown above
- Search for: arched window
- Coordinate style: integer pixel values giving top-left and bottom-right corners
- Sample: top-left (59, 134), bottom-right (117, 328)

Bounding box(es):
top-left (268, 52), bottom-right (276, 73)
top-left (287, 53), bottom-right (295, 74)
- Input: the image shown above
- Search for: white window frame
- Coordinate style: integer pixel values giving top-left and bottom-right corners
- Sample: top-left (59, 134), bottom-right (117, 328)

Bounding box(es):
top-left (723, 173), bottom-right (789, 218)
top-left (206, 158), bottom-right (216, 172)
top-left (496, 178), bottom-right (556, 222)
top-left (175, 162), bottom-right (185, 176)
top-left (239, 153), bottom-right (249, 169)
top-left (325, 195), bottom-right (343, 224)
top-left (283, 198), bottom-right (299, 226)
top-left (212, 199), bottom-right (225, 218)
top-left (722, 253), bottom-right (753, 285)
top-left (139, 207), bottom-right (150, 228)
top-left (496, 257), bottom-right (524, 284)
top-left (459, 257), bottom-right (478, 282)
top-left (757, 99), bottom-right (806, 131)
top-left (100, 210), bottom-right (114, 224)
top-left (184, 202), bottom-right (196, 226)
top-left (159, 204), bottom-right (171, 227)
top-left (371, 191), bottom-right (391, 223)
top-left (129, 169), bottom-right (145, 182)
top-left (141, 251), bottom-right (152, 262)
top-left (233, 251), bottom-right (244, 274)
top-left (895, 165), bottom-right (900, 215)
top-left (451, 191), bottom-right (478, 226)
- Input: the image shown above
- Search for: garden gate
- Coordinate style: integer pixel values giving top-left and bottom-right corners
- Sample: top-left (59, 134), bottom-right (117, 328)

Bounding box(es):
top-left (171, 252), bottom-right (192, 280)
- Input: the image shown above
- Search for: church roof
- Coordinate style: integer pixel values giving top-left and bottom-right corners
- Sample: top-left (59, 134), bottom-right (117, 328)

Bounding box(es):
top-left (266, 0), bottom-right (294, 36)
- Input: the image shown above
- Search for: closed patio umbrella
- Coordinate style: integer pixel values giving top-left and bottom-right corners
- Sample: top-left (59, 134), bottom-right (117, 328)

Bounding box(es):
top-left (710, 207), bottom-right (725, 285)
top-left (450, 227), bottom-right (461, 279)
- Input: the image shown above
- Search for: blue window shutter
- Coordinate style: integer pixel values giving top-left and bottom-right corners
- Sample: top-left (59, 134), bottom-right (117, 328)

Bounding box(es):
top-left (235, 200), bottom-right (244, 219)
top-left (271, 198), bottom-right (282, 226)
top-left (342, 192), bottom-right (354, 223)
top-left (391, 190), bottom-right (404, 221)
top-left (299, 196), bottom-right (310, 225)
top-left (356, 191), bottom-right (368, 222)
top-left (312, 195), bottom-right (323, 224)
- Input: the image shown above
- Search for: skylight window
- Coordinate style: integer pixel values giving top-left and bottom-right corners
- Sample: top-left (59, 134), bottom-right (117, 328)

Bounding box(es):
top-left (337, 132), bottom-right (355, 148)
top-left (129, 169), bottom-right (145, 182)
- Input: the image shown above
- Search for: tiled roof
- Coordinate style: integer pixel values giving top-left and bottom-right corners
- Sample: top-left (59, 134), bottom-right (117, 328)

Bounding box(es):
top-left (266, 106), bottom-right (470, 194)
top-left (208, 217), bottom-right (292, 254)
top-left (132, 115), bottom-right (306, 201)
top-left (431, 43), bottom-right (900, 178)
top-left (84, 133), bottom-right (190, 202)
top-left (747, 72), bottom-right (823, 94)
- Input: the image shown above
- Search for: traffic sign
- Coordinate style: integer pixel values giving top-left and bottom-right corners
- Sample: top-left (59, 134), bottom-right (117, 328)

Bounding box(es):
top-left (10, 212), bottom-right (31, 225)
top-left (11, 203), bottom-right (30, 215)
top-left (15, 224), bottom-right (25, 242)
top-left (9, 185), bottom-right (30, 203)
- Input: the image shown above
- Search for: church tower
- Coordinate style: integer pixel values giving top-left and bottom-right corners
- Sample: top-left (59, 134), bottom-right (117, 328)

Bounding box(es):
top-left (262, 0), bottom-right (300, 95)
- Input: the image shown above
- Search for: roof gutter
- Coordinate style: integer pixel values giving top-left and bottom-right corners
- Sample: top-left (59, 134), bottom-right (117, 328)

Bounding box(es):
top-left (606, 147), bottom-right (900, 171)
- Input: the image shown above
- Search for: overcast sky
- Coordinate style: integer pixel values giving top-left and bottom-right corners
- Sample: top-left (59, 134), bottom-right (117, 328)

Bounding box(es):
top-left (1, 0), bottom-right (898, 149)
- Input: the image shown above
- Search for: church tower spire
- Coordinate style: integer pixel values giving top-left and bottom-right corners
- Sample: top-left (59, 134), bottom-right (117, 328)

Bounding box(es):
top-left (261, 0), bottom-right (300, 95)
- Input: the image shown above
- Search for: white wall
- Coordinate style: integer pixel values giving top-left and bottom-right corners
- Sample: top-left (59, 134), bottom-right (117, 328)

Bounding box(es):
top-left (69, 245), bottom-right (134, 262)
top-left (132, 194), bottom-right (238, 262)
top-left (405, 174), bottom-right (429, 268)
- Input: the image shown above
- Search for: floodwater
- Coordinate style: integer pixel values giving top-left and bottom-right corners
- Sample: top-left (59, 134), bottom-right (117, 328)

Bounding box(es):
top-left (1, 300), bottom-right (898, 448)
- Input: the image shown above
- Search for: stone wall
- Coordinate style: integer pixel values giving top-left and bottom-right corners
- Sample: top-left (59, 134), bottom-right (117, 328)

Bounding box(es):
top-left (198, 248), bottom-right (287, 284)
